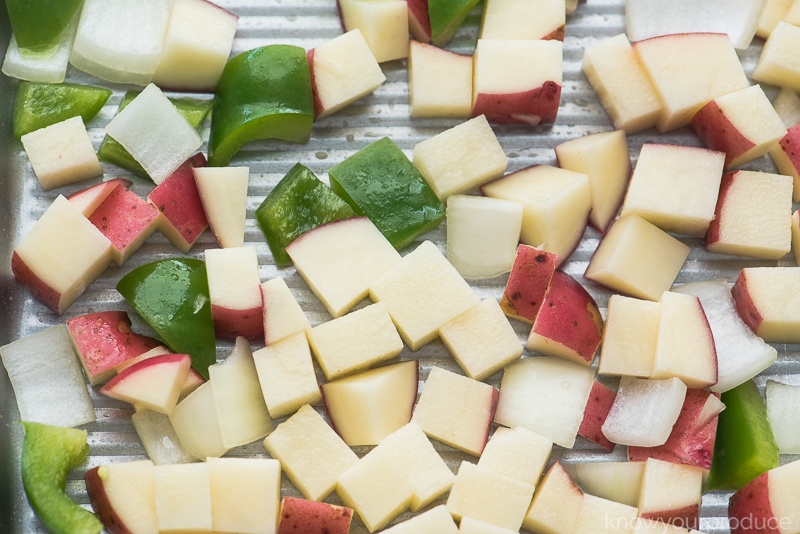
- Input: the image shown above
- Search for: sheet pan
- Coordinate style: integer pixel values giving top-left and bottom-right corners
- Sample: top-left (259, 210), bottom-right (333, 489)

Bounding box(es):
top-left (1, 1), bottom-right (796, 532)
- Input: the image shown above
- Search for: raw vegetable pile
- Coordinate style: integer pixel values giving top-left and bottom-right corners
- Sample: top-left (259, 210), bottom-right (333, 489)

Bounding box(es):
top-left (2, 0), bottom-right (800, 534)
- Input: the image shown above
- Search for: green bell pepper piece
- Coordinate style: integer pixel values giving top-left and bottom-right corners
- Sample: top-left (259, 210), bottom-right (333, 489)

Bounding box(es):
top-left (97, 91), bottom-right (213, 181)
top-left (428, 0), bottom-right (481, 47)
top-left (19, 421), bottom-right (103, 534)
top-left (328, 136), bottom-right (446, 250)
top-left (706, 379), bottom-right (780, 491)
top-left (7, 0), bottom-right (84, 55)
top-left (13, 81), bottom-right (112, 139)
top-left (255, 163), bottom-right (357, 266)
top-left (208, 44), bottom-right (314, 167)
top-left (117, 258), bottom-right (216, 379)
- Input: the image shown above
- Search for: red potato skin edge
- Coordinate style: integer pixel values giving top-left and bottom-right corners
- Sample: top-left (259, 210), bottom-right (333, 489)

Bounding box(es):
top-left (705, 171), bottom-right (736, 247)
top-left (67, 177), bottom-right (134, 217)
top-left (641, 504), bottom-right (700, 531)
top-left (578, 380), bottom-right (616, 452)
top-left (407, 0), bottom-right (432, 43)
top-left (99, 353), bottom-right (191, 398)
top-left (10, 250), bottom-right (62, 314)
top-left (211, 303), bottom-right (265, 341)
top-left (728, 472), bottom-right (781, 534)
top-left (543, 25), bottom-right (566, 41)
top-left (777, 126), bottom-right (800, 173)
top-left (477, 387), bottom-right (501, 456)
top-left (730, 269), bottom-right (764, 336)
top-left (472, 81), bottom-right (562, 126)
top-left (307, 49), bottom-right (325, 119)
top-left (692, 100), bottom-right (755, 169)
top-left (84, 467), bottom-right (132, 534)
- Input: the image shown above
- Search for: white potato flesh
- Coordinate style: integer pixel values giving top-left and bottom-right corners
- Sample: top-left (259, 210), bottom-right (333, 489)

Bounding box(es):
top-left (445, 194), bottom-right (523, 280)
top-left (208, 337), bottom-right (272, 448)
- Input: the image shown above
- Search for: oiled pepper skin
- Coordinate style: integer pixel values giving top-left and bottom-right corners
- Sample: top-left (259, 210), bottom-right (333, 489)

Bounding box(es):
top-left (116, 258), bottom-right (216, 379)
top-left (706, 379), bottom-right (779, 491)
top-left (328, 137), bottom-right (446, 250)
top-left (13, 81), bottom-right (112, 139)
top-left (7, 0), bottom-right (84, 53)
top-left (208, 44), bottom-right (314, 167)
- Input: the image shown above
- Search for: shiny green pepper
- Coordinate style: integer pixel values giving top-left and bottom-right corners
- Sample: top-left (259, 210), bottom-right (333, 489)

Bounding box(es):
top-left (7, 0), bottom-right (84, 55)
top-left (208, 44), bottom-right (314, 167)
top-left (97, 91), bottom-right (213, 181)
top-left (117, 258), bottom-right (216, 379)
top-left (255, 163), bottom-right (356, 266)
top-left (706, 379), bottom-right (779, 491)
top-left (328, 136), bottom-right (446, 250)
top-left (428, 0), bottom-right (482, 47)
top-left (13, 81), bottom-right (112, 139)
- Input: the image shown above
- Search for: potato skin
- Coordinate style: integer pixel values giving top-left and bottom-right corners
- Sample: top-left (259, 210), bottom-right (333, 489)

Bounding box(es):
top-left (85, 466), bottom-right (132, 534)
top-left (728, 471), bottom-right (777, 534)
top-left (278, 496), bottom-right (353, 534)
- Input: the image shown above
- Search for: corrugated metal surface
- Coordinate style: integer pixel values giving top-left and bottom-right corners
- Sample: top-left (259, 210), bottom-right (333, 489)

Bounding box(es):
top-left (0, 1), bottom-right (795, 533)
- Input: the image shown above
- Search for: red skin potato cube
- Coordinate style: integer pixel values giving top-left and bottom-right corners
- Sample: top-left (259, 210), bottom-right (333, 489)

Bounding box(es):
top-left (500, 244), bottom-right (559, 324)
top-left (692, 100), bottom-right (755, 169)
top-left (67, 310), bottom-right (162, 385)
top-left (147, 153), bottom-right (209, 253)
top-left (89, 184), bottom-right (160, 265)
top-left (578, 380), bottom-right (617, 452)
top-left (10, 250), bottom-right (61, 314)
top-left (84, 466), bottom-right (133, 534)
top-left (278, 496), bottom-right (353, 534)
top-left (728, 472), bottom-right (779, 534)
top-left (529, 269), bottom-right (604, 365)
top-left (730, 269), bottom-right (764, 335)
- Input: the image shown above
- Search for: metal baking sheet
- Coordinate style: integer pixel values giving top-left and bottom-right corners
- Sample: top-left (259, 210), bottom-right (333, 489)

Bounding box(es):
top-left (0, 1), bottom-right (795, 532)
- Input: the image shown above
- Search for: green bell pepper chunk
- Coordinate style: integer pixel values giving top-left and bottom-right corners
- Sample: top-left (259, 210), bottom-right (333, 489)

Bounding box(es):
top-left (328, 136), bottom-right (446, 250)
top-left (208, 44), bottom-right (314, 167)
top-left (7, 0), bottom-right (84, 55)
top-left (706, 379), bottom-right (780, 491)
top-left (428, 0), bottom-right (481, 47)
top-left (97, 91), bottom-right (213, 181)
top-left (117, 258), bottom-right (216, 379)
top-left (19, 421), bottom-right (103, 534)
top-left (255, 163), bottom-right (357, 266)
top-left (13, 81), bottom-right (112, 139)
